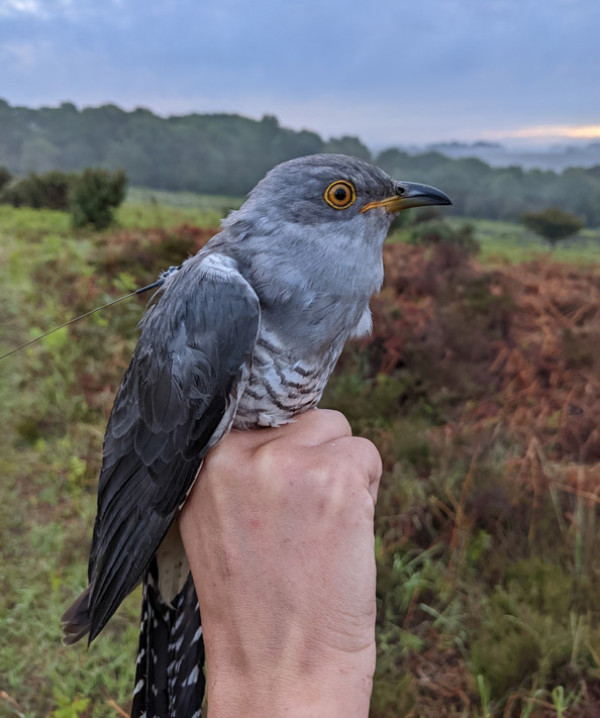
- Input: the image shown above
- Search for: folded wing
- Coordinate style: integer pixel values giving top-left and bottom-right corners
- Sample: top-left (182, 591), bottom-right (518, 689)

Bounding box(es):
top-left (62, 254), bottom-right (260, 643)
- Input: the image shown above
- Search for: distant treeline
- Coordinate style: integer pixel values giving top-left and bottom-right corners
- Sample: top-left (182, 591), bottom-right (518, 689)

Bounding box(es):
top-left (2, 98), bottom-right (600, 225)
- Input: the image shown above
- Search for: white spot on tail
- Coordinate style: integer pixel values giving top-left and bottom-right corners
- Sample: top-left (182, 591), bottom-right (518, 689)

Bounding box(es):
top-left (185, 665), bottom-right (200, 686)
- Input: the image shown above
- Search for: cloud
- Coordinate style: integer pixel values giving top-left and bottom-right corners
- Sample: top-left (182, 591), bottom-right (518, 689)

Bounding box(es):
top-left (0, 0), bottom-right (42, 16)
top-left (508, 124), bottom-right (600, 140)
top-left (0, 0), bottom-right (119, 19)
top-left (1, 40), bottom-right (40, 66)
top-left (0, 0), bottom-right (598, 144)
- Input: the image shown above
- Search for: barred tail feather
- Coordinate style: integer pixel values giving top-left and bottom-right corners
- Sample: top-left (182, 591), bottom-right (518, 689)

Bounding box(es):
top-left (130, 560), bottom-right (205, 718)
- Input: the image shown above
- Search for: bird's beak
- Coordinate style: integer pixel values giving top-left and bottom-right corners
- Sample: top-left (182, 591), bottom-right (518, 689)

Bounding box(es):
top-left (360, 182), bottom-right (452, 214)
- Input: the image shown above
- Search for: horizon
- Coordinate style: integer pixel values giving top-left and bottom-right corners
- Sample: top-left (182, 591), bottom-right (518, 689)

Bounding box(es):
top-left (3, 97), bottom-right (599, 157)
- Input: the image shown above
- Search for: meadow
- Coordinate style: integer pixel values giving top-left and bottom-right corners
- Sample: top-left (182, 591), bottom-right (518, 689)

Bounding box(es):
top-left (1, 193), bottom-right (600, 717)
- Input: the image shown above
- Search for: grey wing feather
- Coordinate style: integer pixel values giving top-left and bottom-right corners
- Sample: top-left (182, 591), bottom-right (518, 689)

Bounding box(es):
top-left (63, 255), bottom-right (260, 644)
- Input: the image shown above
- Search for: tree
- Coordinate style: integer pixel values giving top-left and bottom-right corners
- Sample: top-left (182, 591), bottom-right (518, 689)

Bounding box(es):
top-left (69, 168), bottom-right (127, 230)
top-left (0, 166), bottom-right (11, 192)
top-left (324, 136), bottom-right (371, 161)
top-left (521, 207), bottom-right (585, 247)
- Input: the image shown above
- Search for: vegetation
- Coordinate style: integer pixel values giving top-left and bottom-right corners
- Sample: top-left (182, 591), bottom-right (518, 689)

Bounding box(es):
top-left (0, 167), bottom-right (127, 230)
top-left (2, 198), bottom-right (600, 717)
top-left (0, 166), bottom-right (12, 192)
top-left (323, 237), bottom-right (600, 717)
top-left (0, 169), bottom-right (74, 210)
top-left (69, 169), bottom-right (127, 230)
top-left (407, 218), bottom-right (480, 256)
top-left (377, 150), bottom-right (600, 226)
top-left (2, 99), bottom-right (600, 224)
top-left (521, 208), bottom-right (585, 247)
top-left (0, 100), bottom-right (369, 196)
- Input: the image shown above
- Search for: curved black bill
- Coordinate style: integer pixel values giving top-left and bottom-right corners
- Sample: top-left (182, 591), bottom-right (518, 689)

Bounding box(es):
top-left (360, 181), bottom-right (452, 213)
top-left (398, 181), bottom-right (452, 208)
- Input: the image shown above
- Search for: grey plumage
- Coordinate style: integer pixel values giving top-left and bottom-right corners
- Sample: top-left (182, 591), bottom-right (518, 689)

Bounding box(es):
top-left (61, 153), bottom-right (451, 716)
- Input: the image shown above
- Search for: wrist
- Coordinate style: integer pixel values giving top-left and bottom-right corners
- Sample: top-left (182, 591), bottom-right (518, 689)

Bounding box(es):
top-left (206, 645), bottom-right (375, 718)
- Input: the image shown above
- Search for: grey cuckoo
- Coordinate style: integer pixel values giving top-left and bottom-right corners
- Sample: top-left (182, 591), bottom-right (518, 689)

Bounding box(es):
top-left (61, 153), bottom-right (451, 717)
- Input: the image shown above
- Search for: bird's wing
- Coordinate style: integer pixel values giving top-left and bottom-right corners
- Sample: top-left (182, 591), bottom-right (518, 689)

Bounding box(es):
top-left (71, 254), bottom-right (260, 643)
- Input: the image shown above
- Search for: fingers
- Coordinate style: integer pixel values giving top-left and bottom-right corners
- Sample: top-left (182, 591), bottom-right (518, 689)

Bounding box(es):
top-left (352, 436), bottom-right (383, 504)
top-left (322, 436), bottom-right (382, 506)
top-left (286, 409), bottom-right (353, 446)
top-left (204, 409), bottom-right (381, 506)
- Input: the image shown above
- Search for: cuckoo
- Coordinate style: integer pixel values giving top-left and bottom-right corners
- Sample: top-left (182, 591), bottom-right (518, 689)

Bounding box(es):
top-left (61, 153), bottom-right (451, 716)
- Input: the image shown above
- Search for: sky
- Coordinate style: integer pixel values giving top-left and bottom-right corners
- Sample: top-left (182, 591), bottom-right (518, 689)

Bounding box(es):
top-left (0, 0), bottom-right (599, 148)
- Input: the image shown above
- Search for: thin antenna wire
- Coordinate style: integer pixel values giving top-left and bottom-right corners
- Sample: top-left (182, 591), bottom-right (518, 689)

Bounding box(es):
top-left (0, 278), bottom-right (165, 362)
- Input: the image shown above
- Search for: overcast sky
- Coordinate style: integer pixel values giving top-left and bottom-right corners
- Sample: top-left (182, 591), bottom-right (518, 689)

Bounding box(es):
top-left (0, 0), bottom-right (598, 147)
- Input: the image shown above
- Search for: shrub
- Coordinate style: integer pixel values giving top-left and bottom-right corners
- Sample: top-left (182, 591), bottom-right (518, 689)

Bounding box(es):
top-left (0, 170), bottom-right (74, 210)
top-left (521, 207), bottom-right (584, 247)
top-left (0, 165), bottom-right (12, 192)
top-left (69, 168), bottom-right (127, 230)
top-left (408, 219), bottom-right (480, 256)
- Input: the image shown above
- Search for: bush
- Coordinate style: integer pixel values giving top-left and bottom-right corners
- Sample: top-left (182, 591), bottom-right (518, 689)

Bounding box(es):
top-left (0, 170), bottom-right (74, 210)
top-left (408, 219), bottom-right (480, 256)
top-left (0, 168), bottom-right (127, 230)
top-left (0, 165), bottom-right (12, 192)
top-left (521, 207), bottom-right (584, 247)
top-left (69, 168), bottom-right (127, 230)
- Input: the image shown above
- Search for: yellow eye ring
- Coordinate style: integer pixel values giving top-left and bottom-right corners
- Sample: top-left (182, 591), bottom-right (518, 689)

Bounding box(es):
top-left (324, 180), bottom-right (356, 210)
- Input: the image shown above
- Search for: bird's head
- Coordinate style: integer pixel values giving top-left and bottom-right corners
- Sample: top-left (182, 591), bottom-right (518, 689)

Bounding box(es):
top-left (235, 153), bottom-right (451, 236)
top-left (222, 154), bottom-right (452, 322)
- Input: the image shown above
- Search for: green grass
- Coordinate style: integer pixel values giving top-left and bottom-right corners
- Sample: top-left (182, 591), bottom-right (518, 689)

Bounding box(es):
top-left (390, 216), bottom-right (600, 266)
top-left (0, 449), bottom-right (141, 718)
top-left (0, 218), bottom-right (142, 717)
top-left (450, 217), bottom-right (600, 265)
top-left (0, 205), bottom-right (71, 234)
top-left (0, 190), bottom-right (241, 239)
top-left (0, 197), bottom-right (235, 716)
top-left (121, 187), bottom-right (243, 229)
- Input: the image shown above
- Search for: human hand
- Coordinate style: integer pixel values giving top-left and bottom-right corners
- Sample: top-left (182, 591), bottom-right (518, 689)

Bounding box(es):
top-left (179, 409), bottom-right (382, 718)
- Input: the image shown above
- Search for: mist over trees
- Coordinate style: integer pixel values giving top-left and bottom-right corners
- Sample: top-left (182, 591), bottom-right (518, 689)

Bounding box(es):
top-left (377, 149), bottom-right (599, 226)
top-left (1, 98), bottom-right (599, 225)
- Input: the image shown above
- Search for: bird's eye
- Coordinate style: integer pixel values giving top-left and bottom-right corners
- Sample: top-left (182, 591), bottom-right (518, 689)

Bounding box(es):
top-left (324, 180), bottom-right (356, 209)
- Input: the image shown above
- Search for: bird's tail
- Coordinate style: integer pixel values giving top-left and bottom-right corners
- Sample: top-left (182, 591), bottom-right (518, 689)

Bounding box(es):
top-left (130, 558), bottom-right (206, 718)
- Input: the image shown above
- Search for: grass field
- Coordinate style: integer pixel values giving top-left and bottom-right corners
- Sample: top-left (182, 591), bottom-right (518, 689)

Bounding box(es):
top-left (121, 187), bottom-right (243, 230)
top-left (449, 217), bottom-right (600, 265)
top-left (389, 215), bottom-right (600, 266)
top-left (1, 213), bottom-right (144, 718)
top-left (2, 198), bottom-right (600, 717)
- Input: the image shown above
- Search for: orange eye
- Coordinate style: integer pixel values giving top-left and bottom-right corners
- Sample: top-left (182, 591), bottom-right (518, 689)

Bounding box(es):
top-left (324, 180), bottom-right (356, 210)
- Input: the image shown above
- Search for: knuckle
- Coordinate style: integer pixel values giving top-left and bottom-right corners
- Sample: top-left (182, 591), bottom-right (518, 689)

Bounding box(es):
top-left (319, 409), bottom-right (353, 437)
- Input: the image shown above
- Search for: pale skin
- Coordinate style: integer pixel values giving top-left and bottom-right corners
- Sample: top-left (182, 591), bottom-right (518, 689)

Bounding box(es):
top-left (179, 409), bottom-right (382, 718)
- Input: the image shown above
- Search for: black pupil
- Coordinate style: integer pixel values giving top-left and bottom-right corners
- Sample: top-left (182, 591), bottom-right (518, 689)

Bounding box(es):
top-left (334, 187), bottom-right (348, 202)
